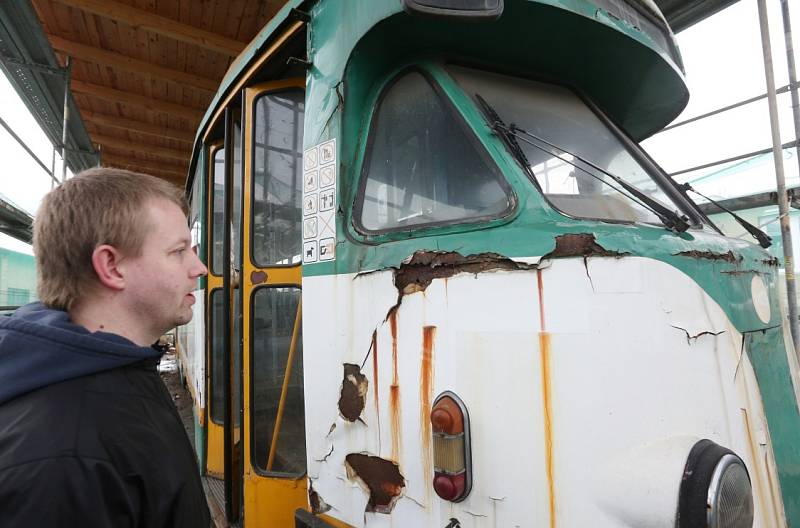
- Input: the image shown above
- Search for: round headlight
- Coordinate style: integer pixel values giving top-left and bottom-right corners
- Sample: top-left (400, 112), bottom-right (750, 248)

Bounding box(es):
top-left (678, 440), bottom-right (754, 528)
top-left (708, 454), bottom-right (754, 527)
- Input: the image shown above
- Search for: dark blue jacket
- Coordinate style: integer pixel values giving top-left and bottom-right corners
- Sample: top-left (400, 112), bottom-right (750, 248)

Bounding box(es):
top-left (0, 303), bottom-right (210, 527)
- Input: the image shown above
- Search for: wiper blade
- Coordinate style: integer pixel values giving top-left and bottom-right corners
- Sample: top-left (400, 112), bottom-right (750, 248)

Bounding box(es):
top-left (475, 93), bottom-right (689, 233)
top-left (475, 94), bottom-right (543, 194)
top-left (507, 123), bottom-right (690, 233)
top-left (680, 184), bottom-right (771, 248)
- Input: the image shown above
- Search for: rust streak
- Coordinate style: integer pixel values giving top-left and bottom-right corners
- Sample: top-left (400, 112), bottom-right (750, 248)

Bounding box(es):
top-left (537, 269), bottom-right (546, 332)
top-left (372, 330), bottom-right (381, 449)
top-left (741, 409), bottom-right (771, 527)
top-left (390, 312), bottom-right (402, 462)
top-left (537, 269), bottom-right (555, 527)
top-left (540, 332), bottom-right (556, 528)
top-left (420, 326), bottom-right (437, 492)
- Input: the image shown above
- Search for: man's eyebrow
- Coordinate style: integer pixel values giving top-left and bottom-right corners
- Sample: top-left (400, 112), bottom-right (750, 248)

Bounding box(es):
top-left (171, 236), bottom-right (192, 247)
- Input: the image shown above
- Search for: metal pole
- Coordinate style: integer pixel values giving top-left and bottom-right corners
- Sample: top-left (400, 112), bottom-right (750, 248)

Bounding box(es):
top-left (50, 148), bottom-right (56, 189)
top-left (758, 0), bottom-right (800, 351)
top-left (782, 0), bottom-right (800, 195)
top-left (0, 115), bottom-right (58, 185)
top-left (60, 56), bottom-right (71, 182)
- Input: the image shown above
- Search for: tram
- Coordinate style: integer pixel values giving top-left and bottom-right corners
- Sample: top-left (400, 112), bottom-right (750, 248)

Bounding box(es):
top-left (175, 0), bottom-right (800, 526)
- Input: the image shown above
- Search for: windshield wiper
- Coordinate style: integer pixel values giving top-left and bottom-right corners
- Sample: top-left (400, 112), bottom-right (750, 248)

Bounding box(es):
top-left (679, 183), bottom-right (771, 248)
top-left (475, 95), bottom-right (542, 194)
top-left (475, 94), bottom-right (690, 233)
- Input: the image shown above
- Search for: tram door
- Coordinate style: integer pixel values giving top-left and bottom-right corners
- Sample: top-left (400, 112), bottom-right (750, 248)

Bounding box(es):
top-left (239, 79), bottom-right (308, 525)
top-left (206, 103), bottom-right (245, 524)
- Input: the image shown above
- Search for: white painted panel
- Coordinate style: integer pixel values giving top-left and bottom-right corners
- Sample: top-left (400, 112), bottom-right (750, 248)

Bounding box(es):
top-left (303, 257), bottom-right (785, 527)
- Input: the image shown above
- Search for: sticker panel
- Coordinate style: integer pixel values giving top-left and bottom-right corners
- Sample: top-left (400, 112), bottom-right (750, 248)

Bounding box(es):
top-left (302, 139), bottom-right (336, 264)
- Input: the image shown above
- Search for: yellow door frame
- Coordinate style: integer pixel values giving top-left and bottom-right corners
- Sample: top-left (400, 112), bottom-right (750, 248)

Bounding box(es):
top-left (241, 78), bottom-right (308, 527)
top-left (205, 141), bottom-right (225, 479)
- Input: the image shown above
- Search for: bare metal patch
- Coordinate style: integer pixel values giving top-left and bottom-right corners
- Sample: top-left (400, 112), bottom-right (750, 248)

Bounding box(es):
top-left (250, 270), bottom-right (268, 284)
top-left (674, 250), bottom-right (741, 263)
top-left (394, 250), bottom-right (531, 295)
top-left (308, 481), bottom-right (332, 514)
top-left (338, 364), bottom-right (368, 422)
top-left (543, 233), bottom-right (627, 259)
top-left (345, 453), bottom-right (405, 514)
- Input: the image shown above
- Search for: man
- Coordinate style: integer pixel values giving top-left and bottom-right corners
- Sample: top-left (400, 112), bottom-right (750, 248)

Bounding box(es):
top-left (0, 168), bottom-right (211, 527)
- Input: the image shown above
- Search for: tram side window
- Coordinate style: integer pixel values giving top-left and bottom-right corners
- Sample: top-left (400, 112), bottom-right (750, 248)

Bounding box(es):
top-left (251, 287), bottom-right (305, 475)
top-left (357, 71), bottom-right (512, 233)
top-left (210, 289), bottom-right (224, 424)
top-left (211, 147), bottom-right (225, 275)
top-left (209, 288), bottom-right (241, 426)
top-left (252, 90), bottom-right (305, 266)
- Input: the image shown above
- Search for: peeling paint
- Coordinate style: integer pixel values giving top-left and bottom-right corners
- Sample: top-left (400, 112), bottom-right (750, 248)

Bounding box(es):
top-left (345, 453), bottom-right (405, 514)
top-left (670, 326), bottom-right (725, 345)
top-left (420, 326), bottom-right (436, 492)
top-left (674, 250), bottom-right (742, 263)
top-left (309, 481), bottom-right (332, 514)
top-left (762, 256), bottom-right (780, 267)
top-left (542, 233), bottom-right (627, 260)
top-left (720, 270), bottom-right (762, 276)
top-left (394, 250), bottom-right (533, 295)
top-left (250, 269), bottom-right (268, 284)
top-left (338, 363), bottom-right (368, 422)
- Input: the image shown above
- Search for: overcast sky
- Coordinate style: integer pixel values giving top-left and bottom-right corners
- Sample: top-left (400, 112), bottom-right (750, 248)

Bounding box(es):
top-left (1, 0), bottom-right (799, 256)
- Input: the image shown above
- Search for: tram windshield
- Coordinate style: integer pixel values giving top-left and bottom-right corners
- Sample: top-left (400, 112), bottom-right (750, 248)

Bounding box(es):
top-left (448, 66), bottom-right (689, 227)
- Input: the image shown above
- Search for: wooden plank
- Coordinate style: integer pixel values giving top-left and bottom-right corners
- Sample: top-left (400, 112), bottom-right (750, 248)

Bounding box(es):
top-left (101, 154), bottom-right (187, 175)
top-left (92, 134), bottom-right (191, 161)
top-left (52, 0), bottom-right (246, 56)
top-left (71, 79), bottom-right (205, 121)
top-left (82, 111), bottom-right (195, 142)
top-left (50, 35), bottom-right (218, 92)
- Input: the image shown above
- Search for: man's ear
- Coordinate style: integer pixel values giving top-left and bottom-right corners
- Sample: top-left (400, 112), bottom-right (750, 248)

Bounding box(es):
top-left (91, 245), bottom-right (126, 291)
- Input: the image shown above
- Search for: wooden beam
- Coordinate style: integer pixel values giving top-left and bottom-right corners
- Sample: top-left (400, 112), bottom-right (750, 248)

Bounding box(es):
top-left (100, 155), bottom-right (187, 177)
top-left (53, 0), bottom-right (245, 57)
top-left (93, 134), bottom-right (190, 162)
top-left (71, 80), bottom-right (204, 121)
top-left (49, 36), bottom-right (218, 92)
top-left (83, 111), bottom-right (195, 143)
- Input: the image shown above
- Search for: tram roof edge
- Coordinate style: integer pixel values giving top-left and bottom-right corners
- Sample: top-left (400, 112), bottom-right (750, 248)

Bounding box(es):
top-left (190, 0), bottom-right (734, 178)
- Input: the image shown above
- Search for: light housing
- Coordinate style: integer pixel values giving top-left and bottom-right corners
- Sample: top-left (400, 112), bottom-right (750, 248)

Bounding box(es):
top-left (401, 0), bottom-right (504, 20)
top-left (431, 391), bottom-right (472, 502)
top-left (677, 439), bottom-right (754, 528)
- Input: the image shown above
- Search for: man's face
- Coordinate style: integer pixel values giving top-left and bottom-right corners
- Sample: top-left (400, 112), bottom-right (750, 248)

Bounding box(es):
top-left (121, 198), bottom-right (207, 338)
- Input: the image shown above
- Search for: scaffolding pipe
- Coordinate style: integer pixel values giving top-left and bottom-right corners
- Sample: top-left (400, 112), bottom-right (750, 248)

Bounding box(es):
top-left (758, 0), bottom-right (800, 352)
top-left (0, 115), bottom-right (58, 185)
top-left (782, 0), bottom-right (800, 205)
top-left (60, 56), bottom-right (71, 182)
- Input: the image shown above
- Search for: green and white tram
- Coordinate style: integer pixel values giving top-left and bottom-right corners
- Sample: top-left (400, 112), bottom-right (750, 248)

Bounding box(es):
top-left (175, 0), bottom-right (800, 526)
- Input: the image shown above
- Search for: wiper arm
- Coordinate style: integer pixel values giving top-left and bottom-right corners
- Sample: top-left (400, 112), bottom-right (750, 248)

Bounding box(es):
top-left (507, 123), bottom-right (690, 233)
top-left (475, 94), bottom-right (543, 194)
top-left (680, 183), bottom-right (771, 249)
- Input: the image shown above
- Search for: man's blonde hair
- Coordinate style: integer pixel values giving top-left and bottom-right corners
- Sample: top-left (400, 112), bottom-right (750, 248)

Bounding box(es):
top-left (33, 167), bottom-right (187, 311)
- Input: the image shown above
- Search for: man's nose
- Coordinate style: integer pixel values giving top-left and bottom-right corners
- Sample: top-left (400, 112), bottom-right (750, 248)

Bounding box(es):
top-left (191, 251), bottom-right (208, 277)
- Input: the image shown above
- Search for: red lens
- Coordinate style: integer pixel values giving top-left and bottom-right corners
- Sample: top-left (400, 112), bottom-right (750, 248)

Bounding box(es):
top-left (433, 472), bottom-right (466, 501)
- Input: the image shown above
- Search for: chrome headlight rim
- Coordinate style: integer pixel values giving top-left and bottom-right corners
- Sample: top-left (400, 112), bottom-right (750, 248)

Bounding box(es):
top-left (678, 439), bottom-right (754, 528)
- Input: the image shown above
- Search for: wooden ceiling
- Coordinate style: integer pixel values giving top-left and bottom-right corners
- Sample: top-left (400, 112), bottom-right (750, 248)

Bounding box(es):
top-left (30, 0), bottom-right (286, 186)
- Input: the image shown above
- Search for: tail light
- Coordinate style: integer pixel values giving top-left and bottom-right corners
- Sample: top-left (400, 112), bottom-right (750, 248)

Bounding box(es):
top-left (431, 391), bottom-right (472, 502)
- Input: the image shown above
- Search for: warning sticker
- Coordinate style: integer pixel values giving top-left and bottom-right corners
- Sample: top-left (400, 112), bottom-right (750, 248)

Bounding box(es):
top-left (302, 139), bottom-right (336, 264)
